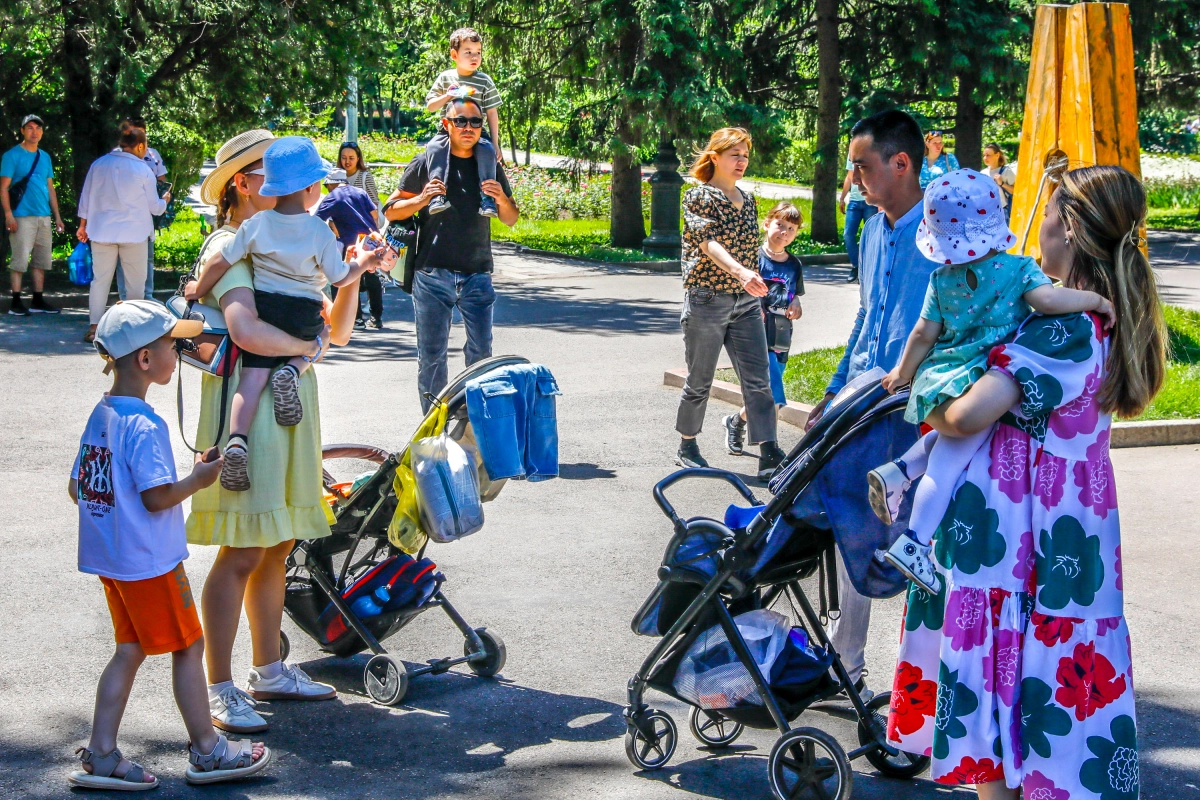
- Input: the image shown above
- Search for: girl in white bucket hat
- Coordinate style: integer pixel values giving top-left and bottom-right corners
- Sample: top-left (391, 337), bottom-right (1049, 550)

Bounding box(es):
top-left (865, 168), bottom-right (1117, 594)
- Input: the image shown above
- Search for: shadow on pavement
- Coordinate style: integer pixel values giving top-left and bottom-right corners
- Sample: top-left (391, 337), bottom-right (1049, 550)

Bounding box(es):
top-left (495, 283), bottom-right (680, 336)
top-left (559, 462), bottom-right (617, 480)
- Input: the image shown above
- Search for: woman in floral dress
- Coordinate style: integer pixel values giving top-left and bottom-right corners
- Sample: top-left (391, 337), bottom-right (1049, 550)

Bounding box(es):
top-left (887, 165), bottom-right (1167, 800)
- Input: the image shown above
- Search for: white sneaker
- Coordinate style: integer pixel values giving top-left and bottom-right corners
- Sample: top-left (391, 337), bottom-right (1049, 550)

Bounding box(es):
top-left (210, 685), bottom-right (268, 733)
top-left (867, 461), bottom-right (911, 526)
top-left (884, 532), bottom-right (942, 595)
top-left (248, 663), bottom-right (337, 701)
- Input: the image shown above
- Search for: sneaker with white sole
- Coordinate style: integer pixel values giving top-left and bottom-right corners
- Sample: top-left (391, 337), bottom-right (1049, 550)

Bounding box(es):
top-left (247, 663), bottom-right (337, 701)
top-left (883, 532), bottom-right (942, 595)
top-left (271, 366), bottom-right (303, 427)
top-left (210, 685), bottom-right (268, 734)
top-left (723, 414), bottom-right (746, 455)
top-left (867, 460), bottom-right (911, 526)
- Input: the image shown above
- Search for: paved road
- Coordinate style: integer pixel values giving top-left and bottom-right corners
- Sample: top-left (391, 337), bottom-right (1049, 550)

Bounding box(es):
top-left (1, 251), bottom-right (1197, 798)
top-left (1149, 230), bottom-right (1200, 310)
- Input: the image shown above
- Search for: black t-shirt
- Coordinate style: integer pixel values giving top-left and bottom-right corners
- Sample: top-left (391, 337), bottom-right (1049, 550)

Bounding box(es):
top-left (398, 150), bottom-right (512, 274)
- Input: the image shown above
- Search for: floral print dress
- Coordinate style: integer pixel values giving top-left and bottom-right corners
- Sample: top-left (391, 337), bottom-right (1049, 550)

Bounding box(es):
top-left (888, 312), bottom-right (1139, 799)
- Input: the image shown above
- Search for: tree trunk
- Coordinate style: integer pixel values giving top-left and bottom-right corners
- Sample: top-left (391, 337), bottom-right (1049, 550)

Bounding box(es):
top-left (61, 0), bottom-right (105, 198)
top-left (811, 0), bottom-right (841, 244)
top-left (610, 121), bottom-right (645, 248)
top-left (955, 70), bottom-right (985, 171)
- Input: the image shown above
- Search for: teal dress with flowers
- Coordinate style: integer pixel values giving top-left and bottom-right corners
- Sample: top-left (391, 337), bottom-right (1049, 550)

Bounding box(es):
top-left (906, 252), bottom-right (1052, 425)
top-left (888, 312), bottom-right (1139, 799)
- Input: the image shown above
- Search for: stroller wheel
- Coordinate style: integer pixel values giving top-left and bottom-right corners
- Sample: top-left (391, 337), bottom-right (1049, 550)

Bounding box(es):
top-left (278, 630), bottom-right (290, 664)
top-left (688, 707), bottom-right (743, 748)
top-left (364, 654), bottom-right (408, 706)
top-left (768, 726), bottom-right (853, 800)
top-left (465, 628), bottom-right (506, 678)
top-left (857, 692), bottom-right (931, 778)
top-left (624, 709), bottom-right (677, 771)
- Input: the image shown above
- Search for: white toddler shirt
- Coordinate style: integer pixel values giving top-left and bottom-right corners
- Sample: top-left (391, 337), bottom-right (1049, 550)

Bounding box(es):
top-left (220, 209), bottom-right (348, 302)
top-left (72, 395), bottom-right (188, 581)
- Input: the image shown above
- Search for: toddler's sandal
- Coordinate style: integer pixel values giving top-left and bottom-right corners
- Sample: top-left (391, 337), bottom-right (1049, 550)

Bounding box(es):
top-left (271, 366), bottom-right (304, 427)
top-left (185, 734), bottom-right (271, 785)
top-left (220, 442), bottom-right (251, 492)
top-left (68, 746), bottom-right (159, 791)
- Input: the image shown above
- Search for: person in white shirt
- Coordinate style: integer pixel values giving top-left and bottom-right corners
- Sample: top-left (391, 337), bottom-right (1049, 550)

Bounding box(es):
top-left (983, 143), bottom-right (1016, 224)
top-left (114, 118), bottom-right (169, 303)
top-left (77, 126), bottom-right (171, 342)
top-left (184, 136), bottom-right (392, 492)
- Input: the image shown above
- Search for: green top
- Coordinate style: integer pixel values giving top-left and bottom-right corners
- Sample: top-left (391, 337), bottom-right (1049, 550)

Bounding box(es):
top-left (185, 227), bottom-right (331, 548)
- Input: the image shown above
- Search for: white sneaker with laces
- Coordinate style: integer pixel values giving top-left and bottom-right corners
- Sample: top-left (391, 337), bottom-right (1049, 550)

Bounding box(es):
top-left (248, 663), bottom-right (337, 701)
top-left (867, 460), bottom-right (911, 526)
top-left (883, 532), bottom-right (942, 595)
top-left (210, 685), bottom-right (268, 733)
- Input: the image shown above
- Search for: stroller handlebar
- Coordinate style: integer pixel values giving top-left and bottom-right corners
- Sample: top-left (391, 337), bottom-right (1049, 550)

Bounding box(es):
top-left (652, 468), bottom-right (762, 534)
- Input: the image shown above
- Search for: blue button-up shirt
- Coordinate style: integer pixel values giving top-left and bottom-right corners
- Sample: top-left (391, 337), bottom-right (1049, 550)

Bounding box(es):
top-left (826, 200), bottom-right (936, 394)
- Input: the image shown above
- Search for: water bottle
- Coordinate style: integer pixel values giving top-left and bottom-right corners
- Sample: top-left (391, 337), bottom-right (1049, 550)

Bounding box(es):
top-left (373, 585), bottom-right (391, 609)
top-left (350, 593), bottom-right (382, 618)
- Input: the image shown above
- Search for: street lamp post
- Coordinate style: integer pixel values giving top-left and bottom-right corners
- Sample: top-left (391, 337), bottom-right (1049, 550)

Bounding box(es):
top-left (642, 139), bottom-right (684, 259)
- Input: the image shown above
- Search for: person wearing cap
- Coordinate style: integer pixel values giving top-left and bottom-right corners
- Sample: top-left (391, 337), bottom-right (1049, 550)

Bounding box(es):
top-left (869, 167), bottom-right (1113, 593)
top-left (2, 114), bottom-right (64, 316)
top-left (316, 168), bottom-right (386, 328)
top-left (185, 136), bottom-right (390, 494)
top-left (184, 130), bottom-right (366, 735)
top-left (68, 299), bottom-right (271, 791)
top-left (77, 125), bottom-right (171, 342)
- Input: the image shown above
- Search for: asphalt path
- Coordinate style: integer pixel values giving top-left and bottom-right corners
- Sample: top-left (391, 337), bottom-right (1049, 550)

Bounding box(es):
top-left (1, 251), bottom-right (1198, 799)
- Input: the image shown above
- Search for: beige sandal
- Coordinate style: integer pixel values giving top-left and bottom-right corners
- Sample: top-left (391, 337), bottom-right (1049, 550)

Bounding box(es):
top-left (185, 734), bottom-right (271, 785)
top-left (67, 746), bottom-right (159, 791)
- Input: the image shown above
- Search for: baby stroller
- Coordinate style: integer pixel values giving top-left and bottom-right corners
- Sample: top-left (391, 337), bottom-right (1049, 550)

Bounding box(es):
top-left (282, 355), bottom-right (537, 706)
top-left (625, 379), bottom-right (931, 800)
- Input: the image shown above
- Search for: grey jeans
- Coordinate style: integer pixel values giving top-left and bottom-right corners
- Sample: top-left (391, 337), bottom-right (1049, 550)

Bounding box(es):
top-left (676, 288), bottom-right (777, 445)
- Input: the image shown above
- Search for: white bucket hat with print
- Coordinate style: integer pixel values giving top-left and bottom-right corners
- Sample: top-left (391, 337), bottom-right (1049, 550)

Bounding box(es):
top-left (915, 168), bottom-right (1016, 266)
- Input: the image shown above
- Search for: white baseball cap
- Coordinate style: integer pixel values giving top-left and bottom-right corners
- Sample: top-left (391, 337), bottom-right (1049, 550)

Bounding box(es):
top-left (323, 168), bottom-right (349, 185)
top-left (94, 299), bottom-right (203, 360)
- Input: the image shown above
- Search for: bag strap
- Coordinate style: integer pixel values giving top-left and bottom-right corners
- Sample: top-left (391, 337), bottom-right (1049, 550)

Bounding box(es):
top-left (175, 345), bottom-right (233, 455)
top-left (8, 150), bottom-right (41, 205)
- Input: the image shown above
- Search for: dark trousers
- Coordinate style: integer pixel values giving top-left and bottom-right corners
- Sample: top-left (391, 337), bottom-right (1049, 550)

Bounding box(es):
top-left (331, 271), bottom-right (384, 321)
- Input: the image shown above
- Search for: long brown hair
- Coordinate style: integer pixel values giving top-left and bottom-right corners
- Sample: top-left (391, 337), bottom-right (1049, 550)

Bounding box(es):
top-left (689, 128), bottom-right (752, 183)
top-left (1054, 165), bottom-right (1167, 418)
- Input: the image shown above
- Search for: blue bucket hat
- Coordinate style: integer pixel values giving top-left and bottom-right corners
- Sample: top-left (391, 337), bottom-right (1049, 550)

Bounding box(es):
top-left (260, 136), bottom-right (329, 197)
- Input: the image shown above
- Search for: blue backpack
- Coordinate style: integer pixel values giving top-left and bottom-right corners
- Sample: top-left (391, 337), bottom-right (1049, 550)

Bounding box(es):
top-left (318, 553), bottom-right (442, 644)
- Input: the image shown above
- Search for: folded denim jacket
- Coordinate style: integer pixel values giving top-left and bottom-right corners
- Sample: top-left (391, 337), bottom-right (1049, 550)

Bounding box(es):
top-left (464, 363), bottom-right (561, 482)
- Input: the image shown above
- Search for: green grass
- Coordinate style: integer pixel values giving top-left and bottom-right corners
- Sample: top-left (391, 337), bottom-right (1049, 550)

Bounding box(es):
top-left (718, 306), bottom-right (1200, 421)
top-left (311, 134), bottom-right (421, 165)
top-left (1147, 208), bottom-right (1200, 231)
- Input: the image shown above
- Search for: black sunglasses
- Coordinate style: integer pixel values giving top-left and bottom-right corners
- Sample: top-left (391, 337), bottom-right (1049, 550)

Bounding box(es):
top-left (447, 116), bottom-right (485, 129)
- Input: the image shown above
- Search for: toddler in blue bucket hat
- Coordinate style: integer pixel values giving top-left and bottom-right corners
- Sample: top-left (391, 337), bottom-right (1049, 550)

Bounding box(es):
top-left (185, 136), bottom-right (394, 491)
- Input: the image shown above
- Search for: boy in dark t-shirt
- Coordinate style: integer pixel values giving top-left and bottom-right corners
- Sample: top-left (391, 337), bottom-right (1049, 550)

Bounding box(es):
top-left (724, 202), bottom-right (806, 456)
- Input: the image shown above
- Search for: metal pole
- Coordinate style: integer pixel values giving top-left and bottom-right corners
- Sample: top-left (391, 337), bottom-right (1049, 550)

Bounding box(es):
top-left (345, 74), bottom-right (359, 143)
top-left (642, 138), bottom-right (683, 259)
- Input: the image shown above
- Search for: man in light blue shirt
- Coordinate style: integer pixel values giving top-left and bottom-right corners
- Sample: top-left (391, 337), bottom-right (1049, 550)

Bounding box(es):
top-left (798, 110), bottom-right (932, 700)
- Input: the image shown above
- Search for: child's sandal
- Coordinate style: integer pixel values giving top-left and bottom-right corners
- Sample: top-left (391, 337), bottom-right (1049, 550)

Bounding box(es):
top-left (271, 365), bottom-right (303, 427)
top-left (184, 734), bottom-right (271, 785)
top-left (220, 441), bottom-right (251, 492)
top-left (67, 746), bottom-right (159, 791)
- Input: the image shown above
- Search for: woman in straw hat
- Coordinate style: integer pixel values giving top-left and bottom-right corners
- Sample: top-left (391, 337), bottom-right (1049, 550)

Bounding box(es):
top-left (185, 130), bottom-right (362, 734)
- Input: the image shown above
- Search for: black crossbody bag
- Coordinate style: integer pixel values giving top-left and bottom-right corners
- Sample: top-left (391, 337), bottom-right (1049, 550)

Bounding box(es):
top-left (7, 150), bottom-right (41, 213)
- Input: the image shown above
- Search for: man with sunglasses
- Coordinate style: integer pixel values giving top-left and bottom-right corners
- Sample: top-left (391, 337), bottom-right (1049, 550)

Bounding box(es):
top-left (387, 96), bottom-right (519, 410)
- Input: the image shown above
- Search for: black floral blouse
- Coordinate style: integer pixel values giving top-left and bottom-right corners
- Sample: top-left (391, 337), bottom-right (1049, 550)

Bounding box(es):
top-left (682, 184), bottom-right (760, 294)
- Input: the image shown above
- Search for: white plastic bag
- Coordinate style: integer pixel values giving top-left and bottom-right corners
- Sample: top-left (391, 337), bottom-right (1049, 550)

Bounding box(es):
top-left (673, 609), bottom-right (791, 709)
top-left (410, 432), bottom-right (485, 543)
top-left (830, 366), bottom-right (887, 410)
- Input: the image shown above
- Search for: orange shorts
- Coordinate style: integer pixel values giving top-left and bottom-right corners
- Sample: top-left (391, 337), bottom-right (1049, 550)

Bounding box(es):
top-left (100, 563), bottom-right (203, 656)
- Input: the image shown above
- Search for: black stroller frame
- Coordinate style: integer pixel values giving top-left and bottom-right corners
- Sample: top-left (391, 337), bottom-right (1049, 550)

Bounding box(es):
top-left (282, 356), bottom-right (530, 706)
top-left (624, 381), bottom-right (930, 799)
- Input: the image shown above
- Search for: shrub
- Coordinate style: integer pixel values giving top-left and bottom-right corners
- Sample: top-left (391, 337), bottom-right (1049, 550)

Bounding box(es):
top-left (1143, 177), bottom-right (1200, 210)
top-left (1139, 111), bottom-right (1199, 155)
top-left (149, 120), bottom-right (207, 194)
top-left (505, 166), bottom-right (648, 221)
top-left (154, 205), bottom-right (205, 272)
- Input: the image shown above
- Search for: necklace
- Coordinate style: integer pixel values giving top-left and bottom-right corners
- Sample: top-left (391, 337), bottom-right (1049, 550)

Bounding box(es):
top-left (762, 243), bottom-right (787, 258)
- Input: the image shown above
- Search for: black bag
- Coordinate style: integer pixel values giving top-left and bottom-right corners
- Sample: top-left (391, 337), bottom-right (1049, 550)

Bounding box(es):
top-left (152, 178), bottom-right (176, 231)
top-left (7, 150), bottom-right (40, 213)
top-left (381, 196), bottom-right (419, 294)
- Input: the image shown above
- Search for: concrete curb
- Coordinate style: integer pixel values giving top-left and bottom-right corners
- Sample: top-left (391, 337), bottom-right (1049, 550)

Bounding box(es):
top-left (664, 368), bottom-right (1200, 449)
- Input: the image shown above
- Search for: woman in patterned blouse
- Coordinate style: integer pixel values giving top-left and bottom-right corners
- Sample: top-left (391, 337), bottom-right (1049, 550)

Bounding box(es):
top-left (676, 127), bottom-right (786, 481)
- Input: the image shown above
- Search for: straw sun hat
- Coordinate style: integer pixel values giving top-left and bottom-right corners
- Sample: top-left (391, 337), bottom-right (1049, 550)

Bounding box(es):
top-left (199, 129), bottom-right (277, 206)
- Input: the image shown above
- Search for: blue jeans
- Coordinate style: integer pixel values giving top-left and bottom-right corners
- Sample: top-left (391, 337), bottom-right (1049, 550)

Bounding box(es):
top-left (769, 353), bottom-right (787, 406)
top-left (842, 200), bottom-right (877, 271)
top-left (464, 364), bottom-right (561, 482)
top-left (413, 268), bottom-right (495, 411)
top-left (426, 130), bottom-right (497, 185)
top-left (116, 235), bottom-right (155, 300)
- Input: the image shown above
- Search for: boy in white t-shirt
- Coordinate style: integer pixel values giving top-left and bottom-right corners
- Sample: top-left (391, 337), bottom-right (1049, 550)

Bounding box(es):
top-left (185, 136), bottom-right (394, 491)
top-left (68, 300), bottom-right (271, 791)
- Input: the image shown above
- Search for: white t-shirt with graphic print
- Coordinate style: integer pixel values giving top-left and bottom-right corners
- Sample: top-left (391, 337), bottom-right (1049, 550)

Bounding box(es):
top-left (72, 395), bottom-right (187, 581)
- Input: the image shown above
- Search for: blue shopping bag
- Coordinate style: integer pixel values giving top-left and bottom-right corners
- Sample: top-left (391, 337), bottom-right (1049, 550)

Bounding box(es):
top-left (68, 242), bottom-right (93, 285)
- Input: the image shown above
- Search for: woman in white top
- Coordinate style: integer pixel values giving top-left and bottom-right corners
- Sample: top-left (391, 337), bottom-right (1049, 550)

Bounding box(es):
top-left (76, 126), bottom-right (171, 342)
top-left (983, 142), bottom-right (1016, 223)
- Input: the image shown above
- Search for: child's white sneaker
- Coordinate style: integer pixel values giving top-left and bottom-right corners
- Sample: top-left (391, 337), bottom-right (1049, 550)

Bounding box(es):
top-left (883, 532), bottom-right (942, 595)
top-left (867, 460), bottom-right (911, 526)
